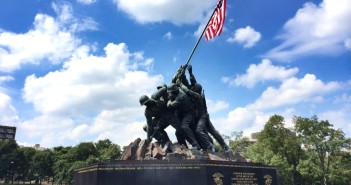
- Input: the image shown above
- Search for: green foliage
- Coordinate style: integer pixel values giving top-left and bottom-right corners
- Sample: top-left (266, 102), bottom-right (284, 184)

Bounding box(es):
top-left (99, 144), bottom-right (122, 161)
top-left (32, 149), bottom-right (54, 184)
top-left (294, 115), bottom-right (351, 185)
top-left (213, 132), bottom-right (252, 157)
top-left (0, 140), bottom-right (19, 182)
top-left (245, 115), bottom-right (351, 185)
top-left (95, 139), bottom-right (113, 152)
top-left (0, 139), bottom-right (122, 185)
top-left (247, 143), bottom-right (295, 185)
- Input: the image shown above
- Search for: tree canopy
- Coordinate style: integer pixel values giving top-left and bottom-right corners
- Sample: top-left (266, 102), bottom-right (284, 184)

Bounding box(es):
top-left (0, 139), bottom-right (121, 184)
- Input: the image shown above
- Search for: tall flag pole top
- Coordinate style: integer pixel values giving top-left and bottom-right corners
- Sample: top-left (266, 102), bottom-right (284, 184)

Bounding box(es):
top-left (184, 0), bottom-right (227, 66)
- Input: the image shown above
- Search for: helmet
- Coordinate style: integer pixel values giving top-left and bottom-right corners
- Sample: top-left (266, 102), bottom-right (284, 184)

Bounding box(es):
top-left (167, 83), bottom-right (179, 93)
top-left (193, 83), bottom-right (202, 93)
top-left (157, 83), bottom-right (167, 90)
top-left (139, 95), bottom-right (151, 106)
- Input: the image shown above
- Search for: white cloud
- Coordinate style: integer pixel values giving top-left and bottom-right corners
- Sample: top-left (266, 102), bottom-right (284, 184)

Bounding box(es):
top-left (0, 2), bottom-right (97, 72)
top-left (0, 92), bottom-right (19, 125)
top-left (214, 104), bottom-right (351, 140)
top-left (223, 59), bottom-right (298, 88)
top-left (0, 76), bottom-right (14, 85)
top-left (248, 74), bottom-right (341, 110)
top-left (17, 105), bottom-right (147, 148)
top-left (20, 115), bottom-right (74, 139)
top-left (23, 43), bottom-right (163, 116)
top-left (113, 0), bottom-right (214, 25)
top-left (265, 0), bottom-right (351, 61)
top-left (19, 115), bottom-right (77, 147)
top-left (320, 107), bottom-right (351, 137)
top-left (19, 42), bottom-right (164, 147)
top-left (334, 93), bottom-right (351, 104)
top-left (163, 32), bottom-right (172, 40)
top-left (345, 38), bottom-right (351, 51)
top-left (0, 1), bottom-right (165, 148)
top-left (52, 2), bottom-right (98, 32)
top-left (206, 99), bottom-right (229, 113)
top-left (213, 107), bottom-right (272, 138)
top-left (77, 0), bottom-right (97, 5)
top-left (67, 108), bottom-right (146, 147)
top-left (227, 26), bottom-right (261, 48)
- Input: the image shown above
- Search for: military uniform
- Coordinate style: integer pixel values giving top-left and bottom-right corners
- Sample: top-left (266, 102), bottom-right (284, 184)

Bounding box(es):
top-left (167, 83), bottom-right (201, 150)
top-left (150, 86), bottom-right (186, 146)
top-left (139, 95), bottom-right (170, 144)
top-left (178, 82), bottom-right (214, 151)
top-left (187, 65), bottom-right (230, 151)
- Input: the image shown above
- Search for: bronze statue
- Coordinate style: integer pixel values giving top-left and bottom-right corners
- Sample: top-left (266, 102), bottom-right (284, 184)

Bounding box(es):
top-left (139, 95), bottom-right (170, 144)
top-left (187, 65), bottom-right (231, 152)
top-left (150, 84), bottom-right (187, 146)
top-left (177, 78), bottom-right (215, 152)
top-left (139, 64), bottom-right (231, 153)
top-left (166, 83), bottom-right (201, 151)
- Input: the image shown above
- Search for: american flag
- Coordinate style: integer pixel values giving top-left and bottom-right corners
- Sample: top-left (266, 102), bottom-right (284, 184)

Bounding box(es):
top-left (205, 0), bottom-right (226, 41)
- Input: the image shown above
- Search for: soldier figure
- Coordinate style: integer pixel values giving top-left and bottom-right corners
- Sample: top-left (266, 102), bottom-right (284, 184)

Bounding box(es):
top-left (151, 84), bottom-right (187, 147)
top-left (139, 95), bottom-right (170, 144)
top-left (187, 65), bottom-right (231, 152)
top-left (177, 79), bottom-right (215, 152)
top-left (166, 83), bottom-right (201, 150)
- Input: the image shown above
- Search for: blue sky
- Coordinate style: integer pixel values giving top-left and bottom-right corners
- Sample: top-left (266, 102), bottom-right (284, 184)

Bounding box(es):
top-left (0, 0), bottom-right (350, 148)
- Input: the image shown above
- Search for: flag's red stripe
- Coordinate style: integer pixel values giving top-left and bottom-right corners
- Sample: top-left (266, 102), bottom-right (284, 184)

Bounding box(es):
top-left (205, 0), bottom-right (226, 41)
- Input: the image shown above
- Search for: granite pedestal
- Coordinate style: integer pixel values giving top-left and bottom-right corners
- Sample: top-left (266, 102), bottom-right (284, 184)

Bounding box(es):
top-left (74, 160), bottom-right (277, 185)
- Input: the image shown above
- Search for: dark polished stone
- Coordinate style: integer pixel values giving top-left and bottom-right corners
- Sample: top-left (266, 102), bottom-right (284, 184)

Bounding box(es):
top-left (74, 160), bottom-right (277, 185)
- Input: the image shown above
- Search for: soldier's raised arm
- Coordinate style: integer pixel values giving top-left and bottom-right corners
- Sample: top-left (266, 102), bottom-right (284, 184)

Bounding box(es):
top-left (151, 84), bottom-right (167, 100)
top-left (187, 65), bottom-right (197, 85)
top-left (177, 79), bottom-right (202, 100)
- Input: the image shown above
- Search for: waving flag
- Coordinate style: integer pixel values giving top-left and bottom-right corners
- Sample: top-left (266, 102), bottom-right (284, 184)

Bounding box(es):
top-left (205, 0), bottom-right (226, 41)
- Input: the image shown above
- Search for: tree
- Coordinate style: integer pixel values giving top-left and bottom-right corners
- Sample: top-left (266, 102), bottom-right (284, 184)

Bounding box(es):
top-left (0, 140), bottom-right (19, 183)
top-left (20, 147), bottom-right (36, 182)
top-left (32, 149), bottom-right (54, 184)
top-left (246, 142), bottom-right (293, 184)
top-left (100, 144), bottom-right (122, 161)
top-left (246, 115), bottom-right (305, 185)
top-left (73, 142), bottom-right (98, 161)
top-left (53, 142), bottom-right (98, 184)
top-left (294, 116), bottom-right (351, 185)
top-left (95, 139), bottom-right (113, 152)
top-left (228, 131), bottom-right (252, 155)
top-left (53, 159), bottom-right (72, 185)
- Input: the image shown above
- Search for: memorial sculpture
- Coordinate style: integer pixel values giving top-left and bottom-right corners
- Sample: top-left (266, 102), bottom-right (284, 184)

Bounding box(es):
top-left (136, 64), bottom-right (234, 160)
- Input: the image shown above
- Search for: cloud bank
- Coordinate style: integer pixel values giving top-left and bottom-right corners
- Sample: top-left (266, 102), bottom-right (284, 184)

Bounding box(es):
top-left (265, 0), bottom-right (351, 61)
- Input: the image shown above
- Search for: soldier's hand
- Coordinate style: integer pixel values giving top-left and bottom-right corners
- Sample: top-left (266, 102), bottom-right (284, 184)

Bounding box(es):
top-left (187, 65), bottom-right (192, 73)
top-left (176, 78), bottom-right (181, 85)
top-left (180, 68), bottom-right (185, 76)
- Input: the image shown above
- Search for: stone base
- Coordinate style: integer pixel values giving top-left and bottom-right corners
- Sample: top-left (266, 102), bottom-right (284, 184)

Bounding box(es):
top-left (74, 160), bottom-right (277, 185)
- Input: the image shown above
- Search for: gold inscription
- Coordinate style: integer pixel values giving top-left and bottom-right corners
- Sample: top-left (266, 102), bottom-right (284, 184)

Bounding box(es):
top-left (231, 172), bottom-right (258, 185)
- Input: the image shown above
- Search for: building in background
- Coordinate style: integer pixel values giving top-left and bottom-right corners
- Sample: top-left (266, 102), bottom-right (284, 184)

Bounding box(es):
top-left (0, 125), bottom-right (16, 141)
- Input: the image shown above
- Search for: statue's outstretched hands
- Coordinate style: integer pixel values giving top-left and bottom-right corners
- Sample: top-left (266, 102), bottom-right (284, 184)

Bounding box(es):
top-left (187, 65), bottom-right (192, 73)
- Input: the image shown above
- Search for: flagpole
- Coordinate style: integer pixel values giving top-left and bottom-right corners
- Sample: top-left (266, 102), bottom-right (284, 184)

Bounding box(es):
top-left (184, 0), bottom-right (222, 67)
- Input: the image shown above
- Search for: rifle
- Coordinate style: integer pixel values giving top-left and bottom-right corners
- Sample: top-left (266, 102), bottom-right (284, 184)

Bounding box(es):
top-left (171, 64), bottom-right (188, 84)
top-left (147, 118), bottom-right (164, 142)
